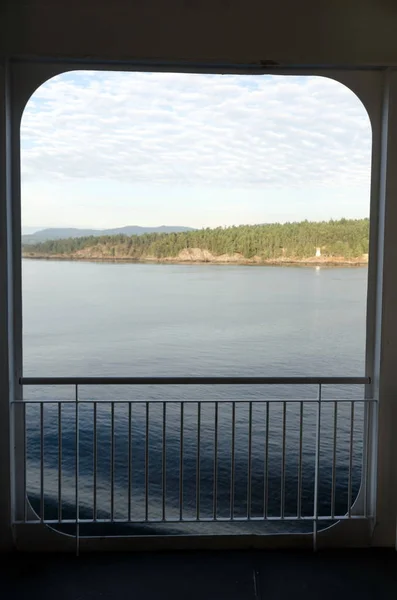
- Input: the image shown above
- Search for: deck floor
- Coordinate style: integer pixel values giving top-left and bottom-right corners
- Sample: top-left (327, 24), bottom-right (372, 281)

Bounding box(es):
top-left (2, 549), bottom-right (396, 599)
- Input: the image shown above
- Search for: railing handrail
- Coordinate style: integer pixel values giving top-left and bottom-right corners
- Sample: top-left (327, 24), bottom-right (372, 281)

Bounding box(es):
top-left (17, 372), bottom-right (374, 549)
top-left (20, 376), bottom-right (370, 385)
top-left (15, 398), bottom-right (375, 404)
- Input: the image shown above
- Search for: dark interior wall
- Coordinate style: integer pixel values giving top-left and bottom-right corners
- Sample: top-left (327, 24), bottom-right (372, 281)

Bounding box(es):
top-left (2, 1), bottom-right (397, 65)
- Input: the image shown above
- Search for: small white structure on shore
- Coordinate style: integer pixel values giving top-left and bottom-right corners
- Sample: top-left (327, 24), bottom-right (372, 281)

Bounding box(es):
top-left (316, 247), bottom-right (321, 257)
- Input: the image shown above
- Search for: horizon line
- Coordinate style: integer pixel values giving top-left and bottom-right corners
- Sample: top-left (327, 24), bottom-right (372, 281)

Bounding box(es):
top-left (22, 216), bottom-right (370, 234)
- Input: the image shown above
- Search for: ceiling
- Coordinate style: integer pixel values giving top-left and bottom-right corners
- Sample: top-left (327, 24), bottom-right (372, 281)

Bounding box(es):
top-left (2, 1), bottom-right (397, 66)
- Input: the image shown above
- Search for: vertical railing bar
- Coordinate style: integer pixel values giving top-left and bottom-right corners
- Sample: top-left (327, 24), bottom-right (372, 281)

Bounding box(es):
top-left (230, 402), bottom-right (236, 520)
top-left (179, 402), bottom-right (184, 521)
top-left (128, 402), bottom-right (132, 522)
top-left (373, 398), bottom-right (379, 527)
top-left (364, 400), bottom-right (371, 519)
top-left (145, 402), bottom-right (149, 522)
top-left (264, 402), bottom-right (269, 519)
top-left (23, 402), bottom-right (27, 523)
top-left (214, 402), bottom-right (219, 521)
top-left (247, 401), bottom-right (253, 519)
top-left (40, 402), bottom-right (44, 524)
top-left (162, 402), bottom-right (166, 522)
top-left (331, 401), bottom-right (338, 519)
top-left (196, 402), bottom-right (201, 521)
top-left (110, 402), bottom-right (115, 522)
top-left (93, 402), bottom-right (97, 522)
top-left (75, 384), bottom-right (79, 557)
top-left (281, 402), bottom-right (287, 519)
top-left (58, 402), bottom-right (62, 523)
top-left (297, 401), bottom-right (303, 519)
top-left (348, 402), bottom-right (355, 518)
top-left (313, 383), bottom-right (322, 551)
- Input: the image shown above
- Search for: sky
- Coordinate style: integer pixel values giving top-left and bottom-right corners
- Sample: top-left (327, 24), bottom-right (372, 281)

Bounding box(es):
top-left (20, 72), bottom-right (372, 232)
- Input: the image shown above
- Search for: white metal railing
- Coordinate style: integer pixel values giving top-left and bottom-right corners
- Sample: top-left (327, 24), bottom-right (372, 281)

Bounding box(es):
top-left (15, 376), bottom-right (374, 551)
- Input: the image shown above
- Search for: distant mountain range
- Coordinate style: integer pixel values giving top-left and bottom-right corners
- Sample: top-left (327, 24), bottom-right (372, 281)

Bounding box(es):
top-left (22, 225), bottom-right (195, 245)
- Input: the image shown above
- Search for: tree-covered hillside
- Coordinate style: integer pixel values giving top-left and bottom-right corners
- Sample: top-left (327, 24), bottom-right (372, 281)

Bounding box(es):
top-left (23, 218), bottom-right (369, 261)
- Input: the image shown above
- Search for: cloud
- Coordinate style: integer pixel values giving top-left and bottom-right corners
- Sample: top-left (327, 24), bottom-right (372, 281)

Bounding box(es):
top-left (21, 72), bottom-right (371, 190)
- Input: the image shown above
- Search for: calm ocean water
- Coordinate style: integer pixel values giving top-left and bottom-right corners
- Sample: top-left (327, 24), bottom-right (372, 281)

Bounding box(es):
top-left (22, 260), bottom-right (367, 535)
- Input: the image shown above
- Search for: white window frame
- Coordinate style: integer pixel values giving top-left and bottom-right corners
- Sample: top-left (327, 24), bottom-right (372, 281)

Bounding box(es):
top-left (1, 60), bottom-right (396, 550)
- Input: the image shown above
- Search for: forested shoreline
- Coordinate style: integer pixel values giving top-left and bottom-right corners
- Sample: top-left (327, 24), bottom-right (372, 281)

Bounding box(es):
top-left (23, 218), bottom-right (369, 264)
